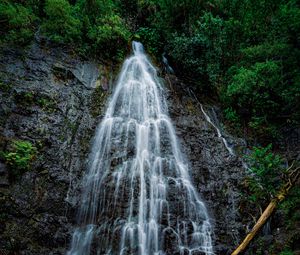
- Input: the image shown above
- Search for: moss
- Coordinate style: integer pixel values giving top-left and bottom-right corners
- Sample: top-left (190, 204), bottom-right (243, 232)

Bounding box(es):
top-left (14, 91), bottom-right (57, 112)
top-left (186, 99), bottom-right (197, 114)
top-left (36, 97), bottom-right (57, 112)
top-left (0, 193), bottom-right (8, 228)
top-left (90, 85), bottom-right (107, 118)
top-left (0, 80), bottom-right (12, 93)
top-left (79, 128), bottom-right (94, 156)
top-left (2, 220), bottom-right (31, 252)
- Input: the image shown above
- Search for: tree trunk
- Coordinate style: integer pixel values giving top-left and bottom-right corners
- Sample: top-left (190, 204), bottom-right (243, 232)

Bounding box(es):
top-left (231, 199), bottom-right (278, 255)
top-left (231, 164), bottom-right (300, 255)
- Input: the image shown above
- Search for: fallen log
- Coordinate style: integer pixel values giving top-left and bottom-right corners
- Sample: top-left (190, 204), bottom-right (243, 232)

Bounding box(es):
top-left (231, 163), bottom-right (300, 255)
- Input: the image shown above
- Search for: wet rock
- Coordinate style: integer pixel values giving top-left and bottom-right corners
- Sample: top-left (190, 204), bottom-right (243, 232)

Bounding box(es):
top-left (0, 41), bottom-right (113, 254)
top-left (0, 162), bottom-right (9, 187)
top-left (72, 62), bottom-right (100, 89)
top-left (165, 74), bottom-right (252, 254)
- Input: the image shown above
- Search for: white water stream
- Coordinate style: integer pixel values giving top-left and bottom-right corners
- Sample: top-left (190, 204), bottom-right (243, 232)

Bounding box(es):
top-left (67, 42), bottom-right (213, 255)
top-left (187, 89), bottom-right (235, 157)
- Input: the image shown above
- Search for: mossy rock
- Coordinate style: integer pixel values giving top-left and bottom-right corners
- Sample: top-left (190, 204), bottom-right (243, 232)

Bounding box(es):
top-left (90, 85), bottom-right (107, 118)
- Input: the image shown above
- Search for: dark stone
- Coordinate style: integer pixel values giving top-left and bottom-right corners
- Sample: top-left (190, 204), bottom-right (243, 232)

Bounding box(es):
top-left (0, 41), bottom-right (114, 254)
top-left (164, 74), bottom-right (252, 254)
top-left (0, 162), bottom-right (9, 187)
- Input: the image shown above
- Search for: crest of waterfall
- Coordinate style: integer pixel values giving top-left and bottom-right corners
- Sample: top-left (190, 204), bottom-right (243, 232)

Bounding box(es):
top-left (67, 42), bottom-right (213, 255)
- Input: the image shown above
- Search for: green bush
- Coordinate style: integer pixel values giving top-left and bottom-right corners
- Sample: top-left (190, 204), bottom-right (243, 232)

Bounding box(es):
top-left (247, 144), bottom-right (283, 198)
top-left (226, 61), bottom-right (281, 112)
top-left (3, 140), bottom-right (37, 178)
top-left (136, 0), bottom-right (300, 141)
top-left (0, 2), bottom-right (36, 44)
top-left (41, 0), bottom-right (82, 43)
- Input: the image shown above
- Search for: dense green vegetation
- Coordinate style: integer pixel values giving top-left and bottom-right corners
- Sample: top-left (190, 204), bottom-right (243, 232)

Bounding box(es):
top-left (0, 1), bottom-right (37, 44)
top-left (242, 144), bottom-right (300, 254)
top-left (0, 0), bottom-right (131, 60)
top-left (1, 0), bottom-right (298, 140)
top-left (246, 144), bottom-right (284, 202)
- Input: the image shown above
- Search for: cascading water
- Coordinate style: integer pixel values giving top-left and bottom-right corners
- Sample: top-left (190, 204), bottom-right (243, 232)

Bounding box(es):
top-left (187, 89), bottom-right (235, 157)
top-left (67, 42), bottom-right (213, 255)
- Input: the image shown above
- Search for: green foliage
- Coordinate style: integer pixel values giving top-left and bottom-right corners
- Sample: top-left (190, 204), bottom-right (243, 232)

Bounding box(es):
top-left (279, 250), bottom-right (294, 255)
top-left (220, 1), bottom-right (300, 137)
top-left (167, 12), bottom-right (225, 88)
top-left (37, 97), bottom-right (56, 111)
top-left (280, 186), bottom-right (300, 214)
top-left (279, 186), bottom-right (300, 229)
top-left (224, 107), bottom-right (240, 124)
top-left (223, 60), bottom-right (294, 137)
top-left (1, 0), bottom-right (132, 60)
top-left (77, 0), bottom-right (116, 21)
top-left (247, 144), bottom-right (283, 198)
top-left (41, 0), bottom-right (82, 43)
top-left (2, 140), bottom-right (37, 178)
top-left (0, 2), bottom-right (36, 44)
top-left (153, 0), bottom-right (206, 34)
top-left (277, 0), bottom-right (300, 44)
top-left (87, 14), bottom-right (130, 60)
top-left (226, 61), bottom-right (281, 111)
top-left (241, 42), bottom-right (289, 63)
top-left (135, 27), bottom-right (162, 55)
top-left (71, 0), bottom-right (132, 59)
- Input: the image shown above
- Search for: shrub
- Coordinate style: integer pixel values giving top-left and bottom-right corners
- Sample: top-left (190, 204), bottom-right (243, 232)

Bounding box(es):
top-left (3, 140), bottom-right (37, 178)
top-left (247, 144), bottom-right (283, 198)
top-left (279, 186), bottom-right (300, 229)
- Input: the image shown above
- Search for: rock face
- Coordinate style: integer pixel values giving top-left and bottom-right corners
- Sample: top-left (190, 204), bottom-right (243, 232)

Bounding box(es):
top-left (0, 41), bottom-right (113, 254)
top-left (0, 42), bottom-right (252, 255)
top-left (164, 75), bottom-right (251, 254)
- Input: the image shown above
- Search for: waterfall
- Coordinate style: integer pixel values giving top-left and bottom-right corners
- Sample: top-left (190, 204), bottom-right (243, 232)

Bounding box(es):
top-left (67, 42), bottom-right (213, 255)
top-left (187, 89), bottom-right (235, 157)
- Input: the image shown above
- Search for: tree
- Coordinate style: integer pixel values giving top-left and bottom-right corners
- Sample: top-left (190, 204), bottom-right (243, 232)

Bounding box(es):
top-left (0, 2), bottom-right (36, 44)
top-left (41, 0), bottom-right (82, 43)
